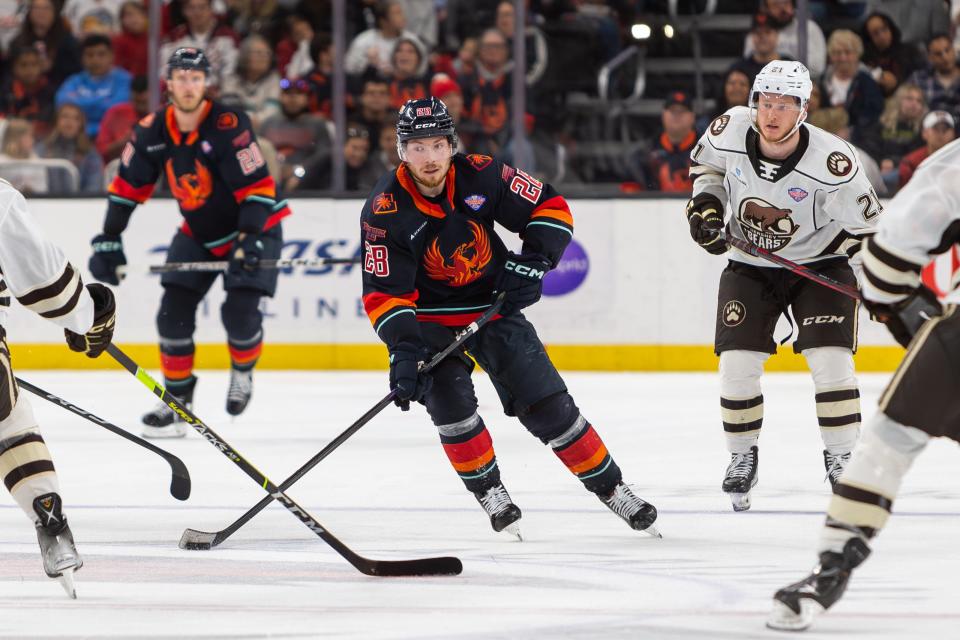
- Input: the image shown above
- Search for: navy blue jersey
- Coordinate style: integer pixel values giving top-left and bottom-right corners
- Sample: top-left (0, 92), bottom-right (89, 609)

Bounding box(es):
top-left (360, 153), bottom-right (573, 349)
top-left (105, 100), bottom-right (290, 255)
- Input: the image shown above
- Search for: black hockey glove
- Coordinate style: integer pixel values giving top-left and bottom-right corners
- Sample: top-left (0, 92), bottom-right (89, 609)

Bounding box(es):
top-left (388, 342), bottom-right (433, 411)
top-left (228, 233), bottom-right (264, 275)
top-left (88, 234), bottom-right (127, 285)
top-left (686, 194), bottom-right (728, 255)
top-left (65, 284), bottom-right (116, 358)
top-left (862, 285), bottom-right (942, 348)
top-left (494, 252), bottom-right (551, 316)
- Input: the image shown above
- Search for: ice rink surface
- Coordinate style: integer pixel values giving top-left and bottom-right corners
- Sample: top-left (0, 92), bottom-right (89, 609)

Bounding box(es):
top-left (0, 370), bottom-right (956, 639)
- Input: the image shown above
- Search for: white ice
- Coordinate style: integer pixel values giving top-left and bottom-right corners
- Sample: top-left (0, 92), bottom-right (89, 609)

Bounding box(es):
top-left (1, 370), bottom-right (957, 639)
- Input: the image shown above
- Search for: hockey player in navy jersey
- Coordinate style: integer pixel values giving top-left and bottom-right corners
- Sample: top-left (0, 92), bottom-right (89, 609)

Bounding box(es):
top-left (88, 48), bottom-right (291, 438)
top-left (360, 97), bottom-right (659, 538)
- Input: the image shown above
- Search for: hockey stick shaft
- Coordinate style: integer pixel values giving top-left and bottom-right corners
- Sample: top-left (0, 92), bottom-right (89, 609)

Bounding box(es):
top-left (106, 344), bottom-right (460, 576)
top-left (721, 231), bottom-right (862, 300)
top-left (182, 293), bottom-right (506, 550)
top-left (16, 377), bottom-right (191, 501)
top-left (149, 257), bottom-right (360, 273)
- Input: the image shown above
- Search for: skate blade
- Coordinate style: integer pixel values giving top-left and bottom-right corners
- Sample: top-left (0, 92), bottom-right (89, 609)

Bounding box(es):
top-left (729, 492), bottom-right (752, 512)
top-left (56, 567), bottom-right (77, 599)
top-left (641, 523), bottom-right (663, 539)
top-left (502, 522), bottom-right (523, 541)
top-left (766, 598), bottom-right (821, 631)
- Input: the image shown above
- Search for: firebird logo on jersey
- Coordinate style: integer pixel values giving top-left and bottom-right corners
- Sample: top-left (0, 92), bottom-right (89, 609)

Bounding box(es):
top-left (423, 220), bottom-right (492, 286)
top-left (165, 159), bottom-right (213, 211)
top-left (737, 197), bottom-right (799, 251)
top-left (372, 192), bottom-right (397, 214)
top-left (217, 113), bottom-right (239, 130)
top-left (467, 154), bottom-right (493, 171)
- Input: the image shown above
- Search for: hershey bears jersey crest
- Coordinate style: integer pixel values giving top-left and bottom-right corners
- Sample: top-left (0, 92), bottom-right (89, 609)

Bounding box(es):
top-left (691, 106), bottom-right (879, 266)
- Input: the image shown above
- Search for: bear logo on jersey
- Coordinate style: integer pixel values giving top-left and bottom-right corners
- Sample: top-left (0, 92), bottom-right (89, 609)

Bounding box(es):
top-left (737, 197), bottom-right (799, 251)
top-left (423, 219), bottom-right (492, 286)
top-left (722, 300), bottom-right (746, 327)
top-left (827, 151), bottom-right (852, 177)
top-left (710, 115), bottom-right (730, 136)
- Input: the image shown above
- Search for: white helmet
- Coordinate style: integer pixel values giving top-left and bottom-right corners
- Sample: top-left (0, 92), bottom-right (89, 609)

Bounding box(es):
top-left (750, 60), bottom-right (812, 140)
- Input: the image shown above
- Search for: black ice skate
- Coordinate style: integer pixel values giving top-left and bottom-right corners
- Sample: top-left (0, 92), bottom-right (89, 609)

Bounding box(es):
top-left (141, 378), bottom-right (195, 438)
top-left (767, 536), bottom-right (871, 631)
top-left (226, 368), bottom-right (253, 416)
top-left (823, 449), bottom-right (852, 487)
top-left (722, 445), bottom-right (758, 511)
top-left (474, 484), bottom-right (522, 540)
top-left (599, 482), bottom-right (660, 537)
top-left (33, 494), bottom-right (82, 599)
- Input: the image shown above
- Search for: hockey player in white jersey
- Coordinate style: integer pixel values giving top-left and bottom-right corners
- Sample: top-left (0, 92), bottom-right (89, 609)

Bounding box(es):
top-left (766, 137), bottom-right (959, 633)
top-left (0, 179), bottom-right (117, 597)
top-left (685, 61), bottom-right (880, 511)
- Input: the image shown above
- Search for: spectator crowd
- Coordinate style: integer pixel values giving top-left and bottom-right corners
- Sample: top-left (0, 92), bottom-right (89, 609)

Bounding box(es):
top-left (0, 0), bottom-right (959, 195)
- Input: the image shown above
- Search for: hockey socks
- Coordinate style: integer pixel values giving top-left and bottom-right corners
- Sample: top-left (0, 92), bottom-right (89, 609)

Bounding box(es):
top-left (0, 430), bottom-right (60, 524)
top-left (438, 414), bottom-right (500, 492)
top-left (227, 330), bottom-right (263, 372)
top-left (721, 394), bottom-right (763, 453)
top-left (160, 338), bottom-right (196, 392)
top-left (815, 385), bottom-right (861, 454)
top-left (548, 416), bottom-right (621, 494)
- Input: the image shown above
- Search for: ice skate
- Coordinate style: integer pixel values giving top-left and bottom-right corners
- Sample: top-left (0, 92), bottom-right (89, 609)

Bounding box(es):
top-left (474, 483), bottom-right (522, 540)
top-left (33, 495), bottom-right (82, 599)
top-left (767, 536), bottom-right (871, 631)
top-left (722, 446), bottom-right (758, 511)
top-left (599, 482), bottom-right (660, 537)
top-left (823, 449), bottom-right (852, 487)
top-left (142, 379), bottom-right (194, 438)
top-left (226, 368), bottom-right (253, 416)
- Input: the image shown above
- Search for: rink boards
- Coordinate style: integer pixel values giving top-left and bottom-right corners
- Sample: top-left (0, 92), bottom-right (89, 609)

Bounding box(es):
top-left (7, 196), bottom-right (951, 371)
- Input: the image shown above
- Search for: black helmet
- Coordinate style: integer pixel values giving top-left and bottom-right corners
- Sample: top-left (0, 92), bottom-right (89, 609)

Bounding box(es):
top-left (396, 97), bottom-right (458, 156)
top-left (166, 47), bottom-right (212, 78)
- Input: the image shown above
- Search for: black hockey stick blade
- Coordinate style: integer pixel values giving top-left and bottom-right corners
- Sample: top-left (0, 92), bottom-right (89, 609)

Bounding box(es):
top-left (179, 293), bottom-right (507, 550)
top-left (106, 344), bottom-right (461, 576)
top-left (17, 377), bottom-right (191, 501)
top-left (366, 556), bottom-right (463, 577)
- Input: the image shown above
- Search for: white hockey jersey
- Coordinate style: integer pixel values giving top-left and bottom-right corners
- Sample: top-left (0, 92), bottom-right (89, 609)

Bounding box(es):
top-left (0, 180), bottom-right (93, 334)
top-left (862, 137), bottom-right (960, 306)
top-left (690, 106), bottom-right (880, 267)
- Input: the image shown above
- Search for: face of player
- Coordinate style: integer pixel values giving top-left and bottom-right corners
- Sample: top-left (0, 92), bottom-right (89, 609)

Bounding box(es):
top-left (56, 106), bottom-right (84, 139)
top-left (168, 69), bottom-right (207, 113)
top-left (865, 16), bottom-right (892, 51)
top-left (403, 136), bottom-right (453, 191)
top-left (82, 44), bottom-right (113, 77)
top-left (755, 92), bottom-right (804, 144)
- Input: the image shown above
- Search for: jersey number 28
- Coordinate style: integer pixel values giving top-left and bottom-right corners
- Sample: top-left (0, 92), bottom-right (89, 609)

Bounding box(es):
top-left (364, 242), bottom-right (389, 277)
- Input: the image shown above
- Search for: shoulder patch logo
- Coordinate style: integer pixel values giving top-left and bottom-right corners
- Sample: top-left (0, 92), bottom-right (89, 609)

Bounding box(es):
top-left (232, 130), bottom-right (252, 148)
top-left (467, 154), bottom-right (493, 171)
top-left (788, 187), bottom-right (808, 202)
top-left (217, 112), bottom-right (239, 130)
top-left (373, 192), bottom-right (398, 214)
top-left (138, 113), bottom-right (156, 128)
top-left (827, 151), bottom-right (852, 177)
top-left (710, 114), bottom-right (730, 136)
top-left (464, 194), bottom-right (486, 211)
top-left (362, 221), bottom-right (387, 241)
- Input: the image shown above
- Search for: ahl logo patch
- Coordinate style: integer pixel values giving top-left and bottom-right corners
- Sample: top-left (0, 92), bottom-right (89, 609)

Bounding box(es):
top-left (464, 194), bottom-right (486, 211)
top-left (722, 300), bottom-right (746, 327)
top-left (372, 192), bottom-right (397, 214)
top-left (710, 114), bottom-right (730, 136)
top-left (827, 151), bottom-right (852, 177)
top-left (788, 187), bottom-right (808, 202)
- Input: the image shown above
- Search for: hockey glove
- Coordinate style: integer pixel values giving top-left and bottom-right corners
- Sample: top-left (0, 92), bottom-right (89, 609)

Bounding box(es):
top-left (65, 284), bottom-right (116, 358)
top-left (228, 233), bottom-right (265, 275)
top-left (862, 285), bottom-right (942, 348)
top-left (686, 194), bottom-right (728, 255)
top-left (88, 234), bottom-right (127, 285)
top-left (494, 252), bottom-right (551, 316)
top-left (388, 342), bottom-right (433, 411)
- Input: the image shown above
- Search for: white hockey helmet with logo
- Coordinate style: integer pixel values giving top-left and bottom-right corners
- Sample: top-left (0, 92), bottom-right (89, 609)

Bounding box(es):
top-left (749, 60), bottom-right (812, 140)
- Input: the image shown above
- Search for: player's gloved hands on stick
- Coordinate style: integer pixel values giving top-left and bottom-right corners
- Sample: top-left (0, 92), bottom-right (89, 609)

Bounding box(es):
top-left (862, 285), bottom-right (942, 348)
top-left (389, 342), bottom-right (433, 411)
top-left (88, 234), bottom-right (127, 285)
top-left (229, 233), bottom-right (264, 275)
top-left (494, 252), bottom-right (551, 316)
top-left (65, 283), bottom-right (116, 358)
top-left (686, 194), bottom-right (728, 255)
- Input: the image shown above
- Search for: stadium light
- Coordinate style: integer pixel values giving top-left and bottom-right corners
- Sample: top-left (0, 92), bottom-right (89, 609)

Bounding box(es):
top-left (631, 23), bottom-right (651, 40)
top-left (663, 24), bottom-right (675, 39)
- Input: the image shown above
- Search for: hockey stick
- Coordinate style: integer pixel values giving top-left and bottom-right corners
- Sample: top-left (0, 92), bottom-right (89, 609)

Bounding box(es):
top-left (720, 231), bottom-right (862, 300)
top-left (16, 377), bottom-right (191, 501)
top-left (180, 293), bottom-right (506, 551)
top-left (149, 257), bottom-right (360, 274)
top-left (105, 343), bottom-right (461, 577)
